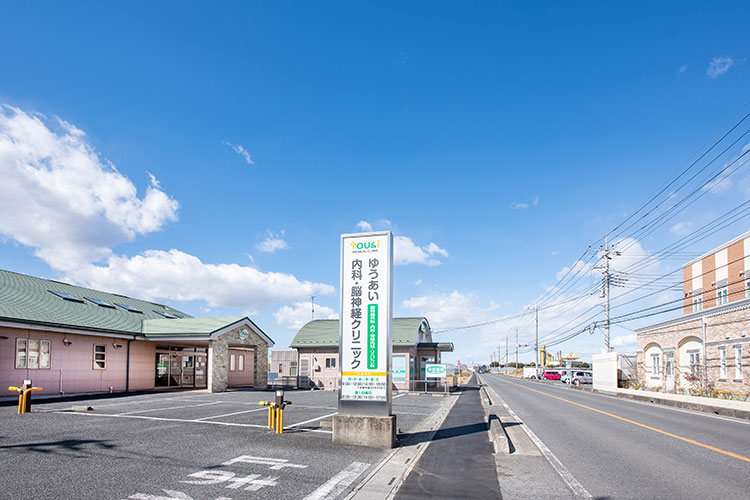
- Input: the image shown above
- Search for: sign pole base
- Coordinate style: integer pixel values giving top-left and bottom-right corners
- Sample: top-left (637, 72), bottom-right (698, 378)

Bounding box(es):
top-left (332, 414), bottom-right (396, 449)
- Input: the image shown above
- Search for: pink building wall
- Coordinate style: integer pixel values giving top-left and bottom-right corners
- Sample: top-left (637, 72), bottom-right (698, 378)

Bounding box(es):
top-left (1, 326), bottom-right (156, 395)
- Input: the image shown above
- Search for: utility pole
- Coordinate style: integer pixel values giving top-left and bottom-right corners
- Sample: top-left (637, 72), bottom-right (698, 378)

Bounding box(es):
top-left (589, 237), bottom-right (620, 352)
top-left (515, 326), bottom-right (519, 377)
top-left (535, 307), bottom-right (539, 370)
top-left (505, 335), bottom-right (509, 376)
top-left (311, 295), bottom-right (316, 320)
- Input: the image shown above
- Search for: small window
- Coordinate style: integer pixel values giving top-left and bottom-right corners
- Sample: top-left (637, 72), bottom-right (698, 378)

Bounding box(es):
top-left (85, 297), bottom-right (115, 308)
top-left (40, 340), bottom-right (51, 369)
top-left (48, 290), bottom-right (84, 303)
top-left (278, 363), bottom-right (283, 375)
top-left (290, 361), bottom-right (298, 377)
top-left (229, 354), bottom-right (236, 371)
top-left (651, 354), bottom-right (661, 375)
top-left (238, 354), bottom-right (244, 371)
top-left (745, 277), bottom-right (750, 299)
top-left (326, 357), bottom-right (336, 369)
top-left (692, 295), bottom-right (703, 312)
top-left (736, 345), bottom-right (743, 379)
top-left (719, 347), bottom-right (727, 379)
top-left (93, 344), bottom-right (106, 370)
top-left (153, 310), bottom-right (178, 319)
top-left (716, 286), bottom-right (729, 306)
top-left (15, 338), bottom-right (27, 369)
top-left (114, 303), bottom-right (143, 313)
top-left (688, 351), bottom-right (701, 377)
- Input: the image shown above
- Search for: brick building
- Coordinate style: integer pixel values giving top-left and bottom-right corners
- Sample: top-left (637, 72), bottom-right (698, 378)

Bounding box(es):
top-left (635, 231), bottom-right (750, 392)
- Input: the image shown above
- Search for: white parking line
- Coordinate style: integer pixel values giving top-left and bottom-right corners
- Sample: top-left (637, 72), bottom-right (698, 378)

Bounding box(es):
top-left (194, 407), bottom-right (268, 421)
top-left (117, 401), bottom-right (222, 415)
top-left (303, 462), bottom-right (370, 500)
top-left (482, 377), bottom-right (593, 500)
top-left (286, 412), bottom-right (338, 429)
top-left (55, 410), bottom-right (334, 434)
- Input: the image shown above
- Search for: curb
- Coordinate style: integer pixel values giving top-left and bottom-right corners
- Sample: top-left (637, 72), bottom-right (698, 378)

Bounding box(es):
top-left (604, 390), bottom-right (750, 421)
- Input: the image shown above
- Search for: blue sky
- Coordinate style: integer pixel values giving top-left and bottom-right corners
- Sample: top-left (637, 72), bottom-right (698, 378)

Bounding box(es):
top-left (1, 2), bottom-right (749, 365)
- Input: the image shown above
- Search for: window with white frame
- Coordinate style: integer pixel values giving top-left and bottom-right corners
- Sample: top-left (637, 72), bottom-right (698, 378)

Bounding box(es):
top-left (688, 350), bottom-right (701, 377)
top-left (15, 338), bottom-right (51, 369)
top-left (746, 276), bottom-right (750, 299)
top-left (736, 345), bottom-right (743, 379)
top-left (238, 354), bottom-right (244, 371)
top-left (290, 361), bottom-right (297, 376)
top-left (326, 357), bottom-right (336, 369)
top-left (719, 346), bottom-right (727, 379)
top-left (692, 294), bottom-right (703, 312)
top-left (651, 354), bottom-right (661, 375)
top-left (716, 286), bottom-right (729, 306)
top-left (93, 344), bottom-right (106, 370)
top-left (229, 354), bottom-right (236, 371)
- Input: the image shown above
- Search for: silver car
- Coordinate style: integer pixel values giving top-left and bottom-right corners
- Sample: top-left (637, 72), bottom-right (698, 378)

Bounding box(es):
top-left (572, 371), bottom-right (593, 385)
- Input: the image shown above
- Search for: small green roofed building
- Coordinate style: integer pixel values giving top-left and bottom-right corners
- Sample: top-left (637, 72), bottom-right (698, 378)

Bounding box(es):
top-left (287, 317), bottom-right (453, 390)
top-left (0, 268), bottom-right (274, 396)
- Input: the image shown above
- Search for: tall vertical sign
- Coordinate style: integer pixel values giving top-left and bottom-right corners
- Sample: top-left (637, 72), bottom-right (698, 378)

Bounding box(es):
top-left (339, 231), bottom-right (393, 417)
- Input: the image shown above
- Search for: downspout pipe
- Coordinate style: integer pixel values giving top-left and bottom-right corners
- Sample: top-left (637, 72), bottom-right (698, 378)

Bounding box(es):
top-left (702, 316), bottom-right (707, 388)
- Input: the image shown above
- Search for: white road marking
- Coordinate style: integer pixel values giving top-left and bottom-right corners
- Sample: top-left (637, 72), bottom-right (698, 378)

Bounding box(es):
top-left (118, 401), bottom-right (222, 415)
top-left (58, 411), bottom-right (270, 429)
top-left (483, 377), bottom-right (594, 500)
top-left (285, 412), bottom-right (338, 429)
top-left (222, 455), bottom-right (307, 470)
top-left (392, 394), bottom-right (406, 399)
top-left (127, 489), bottom-right (195, 500)
top-left (194, 407), bottom-right (268, 421)
top-left (303, 462), bottom-right (371, 500)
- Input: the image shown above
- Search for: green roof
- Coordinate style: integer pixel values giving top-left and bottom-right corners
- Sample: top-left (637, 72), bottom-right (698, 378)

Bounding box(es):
top-left (142, 317), bottom-right (244, 336)
top-left (291, 317), bottom-right (430, 348)
top-left (0, 269), bottom-right (191, 334)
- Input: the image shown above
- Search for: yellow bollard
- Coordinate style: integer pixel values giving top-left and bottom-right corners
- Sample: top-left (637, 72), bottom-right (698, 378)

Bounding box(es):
top-left (21, 388), bottom-right (42, 413)
top-left (276, 407), bottom-right (283, 434)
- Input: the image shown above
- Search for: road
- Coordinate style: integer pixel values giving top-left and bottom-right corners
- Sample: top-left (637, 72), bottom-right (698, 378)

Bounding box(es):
top-left (482, 374), bottom-right (750, 500)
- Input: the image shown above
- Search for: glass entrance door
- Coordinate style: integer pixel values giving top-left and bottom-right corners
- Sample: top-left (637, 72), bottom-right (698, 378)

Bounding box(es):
top-left (155, 353), bottom-right (169, 387)
top-left (181, 355), bottom-right (195, 387)
top-left (195, 354), bottom-right (207, 387)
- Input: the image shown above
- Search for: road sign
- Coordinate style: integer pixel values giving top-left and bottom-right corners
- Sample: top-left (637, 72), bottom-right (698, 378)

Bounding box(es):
top-left (339, 231), bottom-right (393, 416)
top-left (425, 364), bottom-right (447, 378)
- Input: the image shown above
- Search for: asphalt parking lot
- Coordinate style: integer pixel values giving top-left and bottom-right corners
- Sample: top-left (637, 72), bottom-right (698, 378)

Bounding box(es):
top-left (0, 389), bottom-right (451, 500)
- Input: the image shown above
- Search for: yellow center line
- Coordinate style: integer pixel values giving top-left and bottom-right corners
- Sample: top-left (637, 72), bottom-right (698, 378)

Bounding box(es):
top-left (499, 376), bottom-right (750, 463)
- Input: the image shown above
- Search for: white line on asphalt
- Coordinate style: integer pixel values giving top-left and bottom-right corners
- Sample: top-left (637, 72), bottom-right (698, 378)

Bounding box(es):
top-left (482, 377), bottom-right (594, 500)
top-left (117, 401), bottom-right (222, 415)
top-left (55, 411), bottom-right (333, 433)
top-left (286, 412), bottom-right (338, 429)
top-left (393, 394), bottom-right (406, 399)
top-left (302, 462), bottom-right (371, 500)
top-left (194, 407), bottom-right (268, 421)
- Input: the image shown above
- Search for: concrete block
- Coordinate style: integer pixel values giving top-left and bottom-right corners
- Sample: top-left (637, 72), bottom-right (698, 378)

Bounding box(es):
top-left (333, 414), bottom-right (396, 449)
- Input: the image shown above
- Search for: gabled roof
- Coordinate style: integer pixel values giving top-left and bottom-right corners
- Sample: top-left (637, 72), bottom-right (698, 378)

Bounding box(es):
top-left (143, 316), bottom-right (274, 346)
top-left (0, 269), bottom-right (190, 334)
top-left (291, 317), bottom-right (431, 348)
top-left (0, 269), bottom-right (274, 346)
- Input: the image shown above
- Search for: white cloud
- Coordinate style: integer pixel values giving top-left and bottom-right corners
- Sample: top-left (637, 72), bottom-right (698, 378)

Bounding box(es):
top-left (669, 221), bottom-right (694, 235)
top-left (533, 196), bottom-right (540, 207)
top-left (414, 279), bottom-right (422, 286)
top-left (273, 301), bottom-right (338, 330)
top-left (678, 64), bottom-right (688, 75)
top-left (707, 56), bottom-right (734, 79)
top-left (402, 291), bottom-right (490, 328)
top-left (511, 202), bottom-right (529, 210)
top-left (702, 175), bottom-right (733, 194)
top-left (69, 249), bottom-right (335, 309)
top-left (395, 235), bottom-right (448, 266)
top-left (0, 104), bottom-right (179, 271)
top-left (611, 334), bottom-right (637, 348)
top-left (0, 104), bottom-right (335, 311)
top-left (356, 220), bottom-right (373, 232)
top-left (256, 230), bottom-right (289, 253)
top-left (223, 141), bottom-right (254, 165)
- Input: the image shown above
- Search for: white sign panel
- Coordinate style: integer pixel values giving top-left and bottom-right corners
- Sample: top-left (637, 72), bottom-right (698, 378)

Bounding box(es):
top-left (425, 364), bottom-right (447, 378)
top-left (340, 232), bottom-right (392, 403)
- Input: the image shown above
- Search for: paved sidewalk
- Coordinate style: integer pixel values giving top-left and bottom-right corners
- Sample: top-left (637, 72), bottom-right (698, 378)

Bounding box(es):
top-left (394, 375), bottom-right (501, 499)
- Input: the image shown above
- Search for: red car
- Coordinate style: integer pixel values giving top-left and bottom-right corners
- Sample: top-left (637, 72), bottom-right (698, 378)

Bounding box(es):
top-left (542, 370), bottom-right (562, 380)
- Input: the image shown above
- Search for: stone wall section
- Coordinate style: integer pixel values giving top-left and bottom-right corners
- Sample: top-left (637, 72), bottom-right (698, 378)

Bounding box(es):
top-left (637, 306), bottom-right (750, 393)
top-left (208, 326), bottom-right (269, 392)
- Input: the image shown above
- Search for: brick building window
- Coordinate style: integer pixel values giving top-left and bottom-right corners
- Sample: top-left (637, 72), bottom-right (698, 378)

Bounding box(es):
top-left (650, 354), bottom-right (661, 375)
top-left (736, 345), bottom-right (743, 380)
top-left (716, 286), bottom-right (728, 306)
top-left (719, 347), bottom-right (727, 379)
top-left (692, 293), bottom-right (703, 312)
top-left (688, 350), bottom-right (701, 377)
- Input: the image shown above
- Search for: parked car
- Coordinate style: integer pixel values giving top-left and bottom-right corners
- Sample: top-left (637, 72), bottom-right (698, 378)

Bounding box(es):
top-left (542, 370), bottom-right (561, 380)
top-left (572, 371), bottom-right (593, 385)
